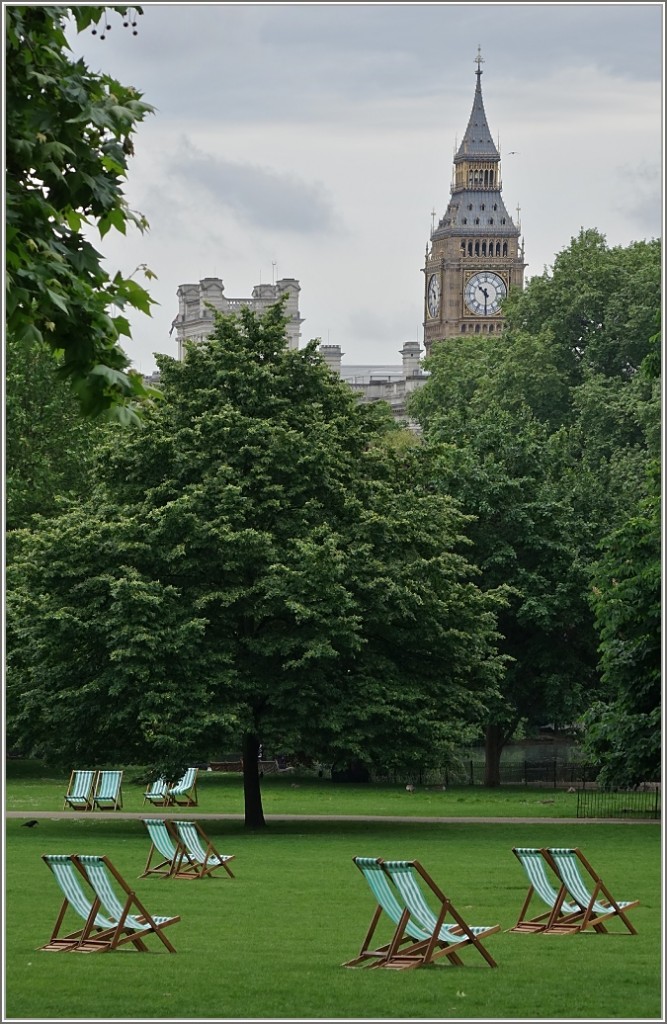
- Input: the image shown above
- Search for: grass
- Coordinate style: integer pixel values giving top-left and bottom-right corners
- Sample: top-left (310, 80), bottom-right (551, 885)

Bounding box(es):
top-left (5, 759), bottom-right (588, 818)
top-left (4, 816), bottom-right (661, 1020)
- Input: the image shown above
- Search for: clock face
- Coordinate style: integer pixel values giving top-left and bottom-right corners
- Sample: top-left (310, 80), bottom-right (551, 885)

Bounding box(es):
top-left (464, 272), bottom-right (507, 315)
top-left (427, 274), bottom-right (441, 318)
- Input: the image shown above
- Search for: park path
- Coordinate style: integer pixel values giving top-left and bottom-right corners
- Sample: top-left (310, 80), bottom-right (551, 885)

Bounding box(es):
top-left (4, 810), bottom-right (658, 824)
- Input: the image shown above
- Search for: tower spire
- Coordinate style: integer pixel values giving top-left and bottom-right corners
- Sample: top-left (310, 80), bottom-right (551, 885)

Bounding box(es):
top-left (455, 47), bottom-right (499, 161)
top-left (474, 44), bottom-right (484, 81)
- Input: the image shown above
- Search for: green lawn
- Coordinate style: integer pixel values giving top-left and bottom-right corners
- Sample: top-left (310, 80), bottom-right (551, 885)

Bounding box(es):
top-left (4, 765), bottom-right (662, 1020)
top-left (5, 759), bottom-right (589, 818)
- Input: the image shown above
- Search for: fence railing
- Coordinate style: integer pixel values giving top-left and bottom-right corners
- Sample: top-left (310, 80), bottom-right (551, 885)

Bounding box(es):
top-left (370, 758), bottom-right (598, 789)
top-left (576, 787), bottom-right (661, 820)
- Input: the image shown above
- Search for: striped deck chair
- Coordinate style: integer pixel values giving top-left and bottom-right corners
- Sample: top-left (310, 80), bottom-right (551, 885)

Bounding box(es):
top-left (143, 776), bottom-right (171, 807)
top-left (63, 769), bottom-right (97, 811)
top-left (542, 848), bottom-right (639, 935)
top-left (92, 770), bottom-right (123, 810)
top-left (172, 820), bottom-right (235, 879)
top-left (140, 819), bottom-right (200, 880)
top-left (380, 860), bottom-right (500, 969)
top-left (40, 854), bottom-right (118, 952)
top-left (167, 768), bottom-right (199, 807)
top-left (508, 847), bottom-right (585, 934)
top-left (73, 854), bottom-right (180, 952)
top-left (343, 857), bottom-right (425, 968)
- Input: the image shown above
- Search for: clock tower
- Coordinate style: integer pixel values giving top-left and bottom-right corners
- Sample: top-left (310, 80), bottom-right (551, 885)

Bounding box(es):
top-left (424, 49), bottom-right (526, 355)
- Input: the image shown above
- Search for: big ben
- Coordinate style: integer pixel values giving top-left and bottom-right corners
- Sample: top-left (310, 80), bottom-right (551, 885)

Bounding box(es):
top-left (424, 49), bottom-right (526, 355)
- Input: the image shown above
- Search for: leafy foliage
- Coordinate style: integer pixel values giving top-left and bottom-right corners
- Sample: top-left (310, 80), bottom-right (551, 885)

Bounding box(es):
top-left (409, 231), bottom-right (661, 782)
top-left (5, 5), bottom-right (159, 422)
top-left (5, 333), bottom-right (108, 532)
top-left (581, 462), bottom-right (661, 788)
top-left (6, 301), bottom-right (506, 824)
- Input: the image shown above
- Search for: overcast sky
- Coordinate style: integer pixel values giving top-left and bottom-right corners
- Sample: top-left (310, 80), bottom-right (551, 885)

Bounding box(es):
top-left (67, 2), bottom-right (663, 374)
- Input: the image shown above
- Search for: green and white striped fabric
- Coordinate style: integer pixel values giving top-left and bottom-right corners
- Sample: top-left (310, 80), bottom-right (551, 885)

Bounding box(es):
top-left (143, 819), bottom-right (179, 862)
top-left (76, 856), bottom-right (174, 930)
top-left (173, 821), bottom-right (232, 868)
top-left (65, 770), bottom-right (96, 807)
top-left (381, 861), bottom-right (493, 944)
top-left (353, 858), bottom-right (430, 942)
top-left (513, 848), bottom-right (579, 914)
top-left (93, 770), bottom-right (123, 808)
top-left (167, 768), bottom-right (197, 800)
top-left (546, 848), bottom-right (635, 913)
top-left (143, 777), bottom-right (169, 803)
top-left (43, 854), bottom-right (114, 930)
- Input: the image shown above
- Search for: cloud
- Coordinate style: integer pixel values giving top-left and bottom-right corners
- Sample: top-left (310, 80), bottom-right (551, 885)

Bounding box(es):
top-left (165, 139), bottom-right (340, 234)
top-left (70, 5), bottom-right (662, 126)
top-left (63, 4), bottom-right (662, 376)
top-left (612, 162), bottom-right (663, 238)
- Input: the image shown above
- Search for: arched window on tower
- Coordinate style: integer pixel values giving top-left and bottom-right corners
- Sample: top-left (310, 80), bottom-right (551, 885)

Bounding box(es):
top-left (475, 241), bottom-right (480, 256)
top-left (502, 242), bottom-right (508, 256)
top-left (468, 241), bottom-right (473, 256)
top-left (460, 241), bottom-right (466, 254)
top-left (495, 241), bottom-right (501, 256)
top-left (482, 241), bottom-right (487, 256)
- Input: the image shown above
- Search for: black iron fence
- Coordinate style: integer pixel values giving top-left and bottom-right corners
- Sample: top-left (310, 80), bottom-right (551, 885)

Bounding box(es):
top-left (371, 757), bottom-right (599, 789)
top-left (576, 786), bottom-right (661, 820)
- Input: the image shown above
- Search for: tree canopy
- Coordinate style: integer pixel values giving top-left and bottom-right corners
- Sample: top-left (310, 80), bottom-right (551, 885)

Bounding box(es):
top-left (409, 229), bottom-right (661, 784)
top-left (582, 462), bottom-right (661, 788)
top-left (5, 5), bottom-right (158, 422)
top-left (6, 301), bottom-right (507, 824)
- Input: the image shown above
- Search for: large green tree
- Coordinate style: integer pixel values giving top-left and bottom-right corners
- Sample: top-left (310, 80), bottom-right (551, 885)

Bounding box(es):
top-left (7, 301), bottom-right (506, 825)
top-left (409, 230), bottom-right (661, 783)
top-left (410, 351), bottom-right (594, 784)
top-left (5, 5), bottom-right (158, 422)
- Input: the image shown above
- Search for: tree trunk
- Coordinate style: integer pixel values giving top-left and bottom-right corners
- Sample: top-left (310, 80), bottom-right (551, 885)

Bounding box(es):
top-left (484, 722), bottom-right (504, 787)
top-left (242, 731), bottom-right (266, 828)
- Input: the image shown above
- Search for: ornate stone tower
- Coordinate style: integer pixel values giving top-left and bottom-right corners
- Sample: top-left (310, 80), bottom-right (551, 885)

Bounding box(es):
top-left (423, 49), bottom-right (526, 356)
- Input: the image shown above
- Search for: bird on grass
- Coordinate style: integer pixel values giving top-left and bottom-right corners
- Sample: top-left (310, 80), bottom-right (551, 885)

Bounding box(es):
top-left (405, 784), bottom-right (415, 794)
top-left (22, 820), bottom-right (39, 828)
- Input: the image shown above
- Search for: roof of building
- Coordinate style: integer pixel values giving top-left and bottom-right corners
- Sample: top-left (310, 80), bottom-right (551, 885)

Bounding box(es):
top-left (455, 52), bottom-right (500, 162)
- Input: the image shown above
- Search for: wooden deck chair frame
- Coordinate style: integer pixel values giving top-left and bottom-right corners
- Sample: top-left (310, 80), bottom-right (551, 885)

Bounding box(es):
top-left (379, 860), bottom-right (500, 969)
top-left (343, 857), bottom-right (431, 968)
top-left (508, 847), bottom-right (586, 934)
top-left (171, 820), bottom-right (235, 879)
top-left (167, 767), bottom-right (199, 807)
top-left (92, 769), bottom-right (124, 811)
top-left (40, 854), bottom-right (119, 952)
top-left (140, 819), bottom-right (201, 879)
top-left (541, 847), bottom-right (639, 935)
top-left (63, 769), bottom-right (97, 811)
top-left (72, 854), bottom-right (180, 952)
top-left (143, 776), bottom-right (171, 807)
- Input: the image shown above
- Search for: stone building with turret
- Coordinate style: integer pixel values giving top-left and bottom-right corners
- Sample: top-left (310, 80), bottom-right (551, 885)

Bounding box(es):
top-left (170, 276), bottom-right (303, 359)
